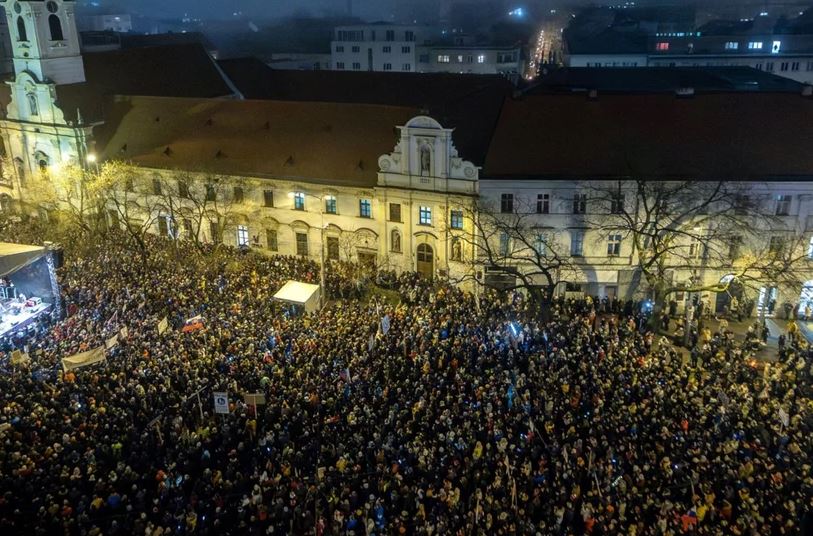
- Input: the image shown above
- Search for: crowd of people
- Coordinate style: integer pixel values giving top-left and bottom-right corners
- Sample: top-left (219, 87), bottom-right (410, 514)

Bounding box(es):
top-left (0, 225), bottom-right (811, 535)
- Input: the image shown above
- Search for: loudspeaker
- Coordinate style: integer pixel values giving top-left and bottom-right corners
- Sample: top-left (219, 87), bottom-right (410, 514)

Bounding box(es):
top-left (52, 247), bottom-right (64, 269)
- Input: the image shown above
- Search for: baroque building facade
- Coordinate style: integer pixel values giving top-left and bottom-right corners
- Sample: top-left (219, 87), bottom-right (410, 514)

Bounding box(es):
top-left (2, 1), bottom-right (813, 318)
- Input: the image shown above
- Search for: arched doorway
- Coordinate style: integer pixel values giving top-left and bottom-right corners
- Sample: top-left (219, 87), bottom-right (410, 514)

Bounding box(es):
top-left (715, 274), bottom-right (744, 316)
top-left (799, 280), bottom-right (813, 319)
top-left (416, 243), bottom-right (434, 280)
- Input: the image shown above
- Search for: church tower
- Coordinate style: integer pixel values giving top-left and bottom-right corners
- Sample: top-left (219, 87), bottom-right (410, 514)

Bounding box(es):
top-left (4, 0), bottom-right (84, 85)
top-left (0, 0), bottom-right (90, 205)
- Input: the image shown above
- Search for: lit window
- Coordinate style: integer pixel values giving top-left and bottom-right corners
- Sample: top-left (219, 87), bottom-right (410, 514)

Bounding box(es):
top-left (724, 41), bottom-right (738, 50)
top-left (294, 192), bottom-right (305, 210)
top-left (438, 55), bottom-right (450, 63)
top-left (607, 234), bottom-right (622, 256)
top-left (237, 225), bottom-right (249, 247)
top-left (771, 40), bottom-right (781, 53)
top-left (419, 206), bottom-right (432, 226)
top-left (656, 42), bottom-right (670, 51)
top-left (748, 41), bottom-right (763, 50)
top-left (359, 199), bottom-right (371, 218)
top-left (450, 210), bottom-right (463, 230)
top-left (325, 195), bottom-right (337, 214)
top-left (477, 54), bottom-right (486, 63)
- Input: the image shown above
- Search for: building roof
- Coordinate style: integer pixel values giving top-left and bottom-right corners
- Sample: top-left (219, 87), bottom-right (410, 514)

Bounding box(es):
top-left (483, 92), bottom-right (813, 181)
top-left (564, 28), bottom-right (649, 55)
top-left (216, 60), bottom-right (513, 165)
top-left (527, 67), bottom-right (805, 94)
top-left (56, 44), bottom-right (236, 124)
top-left (93, 96), bottom-right (420, 188)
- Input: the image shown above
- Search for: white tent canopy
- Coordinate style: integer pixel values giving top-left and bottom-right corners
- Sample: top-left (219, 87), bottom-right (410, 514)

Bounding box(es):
top-left (273, 280), bottom-right (321, 313)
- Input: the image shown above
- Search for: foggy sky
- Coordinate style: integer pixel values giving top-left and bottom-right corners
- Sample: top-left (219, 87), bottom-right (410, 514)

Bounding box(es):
top-left (106, 0), bottom-right (395, 20)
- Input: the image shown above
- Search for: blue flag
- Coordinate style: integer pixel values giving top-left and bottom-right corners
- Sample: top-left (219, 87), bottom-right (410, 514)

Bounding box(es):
top-left (506, 384), bottom-right (515, 410)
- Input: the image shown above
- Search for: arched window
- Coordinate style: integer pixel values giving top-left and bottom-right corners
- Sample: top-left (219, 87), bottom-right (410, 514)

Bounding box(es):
top-left (16, 17), bottom-right (27, 42)
top-left (27, 93), bottom-right (38, 116)
top-left (390, 229), bottom-right (402, 253)
top-left (48, 15), bottom-right (64, 41)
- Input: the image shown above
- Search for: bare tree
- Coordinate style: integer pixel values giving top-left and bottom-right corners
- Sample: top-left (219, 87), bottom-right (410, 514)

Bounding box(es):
top-left (588, 180), bottom-right (811, 319)
top-left (169, 170), bottom-right (245, 252)
top-left (94, 161), bottom-right (164, 265)
top-left (451, 198), bottom-right (574, 313)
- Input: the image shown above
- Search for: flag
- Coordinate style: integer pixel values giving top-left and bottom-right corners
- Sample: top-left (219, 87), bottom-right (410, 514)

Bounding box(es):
top-left (106, 310), bottom-right (118, 328)
top-left (506, 384), bottom-right (515, 410)
top-left (368, 333), bottom-right (376, 351)
top-left (157, 317), bottom-right (169, 335)
top-left (380, 315), bottom-right (391, 336)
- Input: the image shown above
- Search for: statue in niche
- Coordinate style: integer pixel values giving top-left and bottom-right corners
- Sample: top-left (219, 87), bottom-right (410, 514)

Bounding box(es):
top-left (420, 143), bottom-right (432, 176)
top-left (452, 238), bottom-right (462, 261)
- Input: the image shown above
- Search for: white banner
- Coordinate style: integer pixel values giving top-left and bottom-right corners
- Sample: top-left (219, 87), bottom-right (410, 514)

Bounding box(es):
top-left (213, 392), bottom-right (229, 414)
top-left (119, 326), bottom-right (128, 339)
top-left (778, 408), bottom-right (790, 427)
top-left (10, 350), bottom-right (30, 366)
top-left (105, 334), bottom-right (118, 349)
top-left (62, 346), bottom-right (106, 371)
top-left (157, 317), bottom-right (169, 335)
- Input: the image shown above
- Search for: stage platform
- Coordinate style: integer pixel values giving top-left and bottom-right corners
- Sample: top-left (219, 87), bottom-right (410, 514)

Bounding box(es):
top-left (0, 302), bottom-right (52, 339)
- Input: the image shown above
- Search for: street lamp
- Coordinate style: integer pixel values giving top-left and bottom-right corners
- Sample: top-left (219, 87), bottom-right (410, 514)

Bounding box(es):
top-left (289, 191), bottom-right (327, 308)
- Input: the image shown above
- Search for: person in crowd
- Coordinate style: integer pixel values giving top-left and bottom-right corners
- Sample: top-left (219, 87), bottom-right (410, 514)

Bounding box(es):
top-left (0, 222), bottom-right (810, 536)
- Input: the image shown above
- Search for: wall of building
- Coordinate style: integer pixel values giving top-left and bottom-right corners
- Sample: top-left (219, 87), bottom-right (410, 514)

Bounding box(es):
top-left (419, 46), bottom-right (524, 75)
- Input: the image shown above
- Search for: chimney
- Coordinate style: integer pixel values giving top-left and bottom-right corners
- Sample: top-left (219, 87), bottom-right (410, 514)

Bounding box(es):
top-left (802, 85), bottom-right (813, 97)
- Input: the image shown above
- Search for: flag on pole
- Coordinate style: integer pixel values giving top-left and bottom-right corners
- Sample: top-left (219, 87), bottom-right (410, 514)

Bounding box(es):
top-left (106, 310), bottom-right (118, 328)
top-left (380, 315), bottom-right (391, 336)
